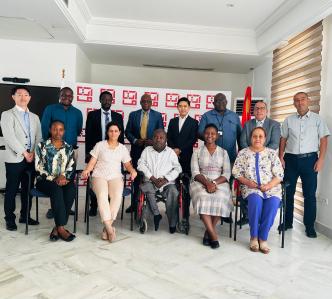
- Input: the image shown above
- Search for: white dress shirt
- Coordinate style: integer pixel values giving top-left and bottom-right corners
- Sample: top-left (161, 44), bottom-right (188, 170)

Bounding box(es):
top-left (137, 145), bottom-right (182, 189)
top-left (178, 114), bottom-right (189, 132)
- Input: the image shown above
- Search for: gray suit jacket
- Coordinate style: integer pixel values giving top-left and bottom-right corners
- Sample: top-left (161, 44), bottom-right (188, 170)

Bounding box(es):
top-left (239, 117), bottom-right (281, 150)
top-left (1, 107), bottom-right (42, 163)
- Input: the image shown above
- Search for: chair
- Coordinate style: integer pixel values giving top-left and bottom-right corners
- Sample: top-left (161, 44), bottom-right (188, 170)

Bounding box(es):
top-left (233, 181), bottom-right (287, 248)
top-left (25, 170), bottom-right (81, 235)
top-left (84, 171), bottom-right (133, 235)
top-left (220, 212), bottom-right (233, 239)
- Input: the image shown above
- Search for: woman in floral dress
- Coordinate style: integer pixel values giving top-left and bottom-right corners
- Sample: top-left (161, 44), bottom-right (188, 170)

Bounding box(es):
top-left (232, 127), bottom-right (284, 254)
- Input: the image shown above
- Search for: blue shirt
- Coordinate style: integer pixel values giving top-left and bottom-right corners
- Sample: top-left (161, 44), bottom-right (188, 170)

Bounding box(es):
top-left (16, 105), bottom-right (32, 150)
top-left (41, 104), bottom-right (83, 146)
top-left (199, 109), bottom-right (241, 162)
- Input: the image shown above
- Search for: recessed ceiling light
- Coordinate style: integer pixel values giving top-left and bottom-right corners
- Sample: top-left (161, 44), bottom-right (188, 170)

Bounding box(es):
top-left (226, 3), bottom-right (234, 8)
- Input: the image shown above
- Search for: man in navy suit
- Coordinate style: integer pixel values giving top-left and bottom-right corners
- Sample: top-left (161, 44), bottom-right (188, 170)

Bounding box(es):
top-left (85, 91), bottom-right (124, 216)
top-left (125, 93), bottom-right (164, 212)
top-left (238, 100), bottom-right (281, 225)
top-left (167, 97), bottom-right (198, 219)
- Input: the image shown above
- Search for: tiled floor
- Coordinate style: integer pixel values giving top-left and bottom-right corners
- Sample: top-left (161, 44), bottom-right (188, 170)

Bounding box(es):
top-left (0, 192), bottom-right (332, 299)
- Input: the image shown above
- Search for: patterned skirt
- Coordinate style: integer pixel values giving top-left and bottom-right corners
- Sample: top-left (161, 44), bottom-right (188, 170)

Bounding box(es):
top-left (189, 181), bottom-right (233, 217)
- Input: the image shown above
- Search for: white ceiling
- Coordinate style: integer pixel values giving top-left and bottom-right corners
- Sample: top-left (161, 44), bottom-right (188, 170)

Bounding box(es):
top-left (0, 0), bottom-right (79, 42)
top-left (81, 43), bottom-right (267, 73)
top-left (0, 0), bottom-right (329, 74)
top-left (84, 0), bottom-right (286, 30)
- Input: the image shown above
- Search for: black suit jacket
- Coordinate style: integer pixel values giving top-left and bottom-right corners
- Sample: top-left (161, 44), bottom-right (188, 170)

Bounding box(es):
top-left (85, 109), bottom-right (124, 161)
top-left (167, 116), bottom-right (198, 174)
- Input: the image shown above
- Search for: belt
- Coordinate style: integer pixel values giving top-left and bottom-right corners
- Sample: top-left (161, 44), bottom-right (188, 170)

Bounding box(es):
top-left (287, 152), bottom-right (316, 159)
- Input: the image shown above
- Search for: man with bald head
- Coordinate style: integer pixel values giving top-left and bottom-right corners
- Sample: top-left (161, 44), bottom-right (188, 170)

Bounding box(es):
top-left (138, 129), bottom-right (182, 233)
top-left (125, 93), bottom-right (164, 213)
top-left (279, 92), bottom-right (330, 238)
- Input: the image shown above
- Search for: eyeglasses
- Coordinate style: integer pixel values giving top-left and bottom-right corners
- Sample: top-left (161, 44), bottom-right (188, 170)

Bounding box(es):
top-left (254, 107), bottom-right (266, 111)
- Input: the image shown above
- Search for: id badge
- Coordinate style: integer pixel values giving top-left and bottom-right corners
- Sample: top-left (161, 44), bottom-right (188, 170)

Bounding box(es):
top-left (218, 130), bottom-right (223, 136)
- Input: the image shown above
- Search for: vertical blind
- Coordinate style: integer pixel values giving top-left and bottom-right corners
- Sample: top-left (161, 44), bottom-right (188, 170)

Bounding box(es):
top-left (270, 21), bottom-right (323, 218)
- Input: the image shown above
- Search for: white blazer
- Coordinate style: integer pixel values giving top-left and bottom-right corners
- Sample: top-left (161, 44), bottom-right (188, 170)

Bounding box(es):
top-left (1, 106), bottom-right (42, 163)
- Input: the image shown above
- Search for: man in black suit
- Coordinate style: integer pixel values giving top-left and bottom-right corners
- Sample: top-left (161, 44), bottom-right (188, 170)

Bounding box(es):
top-left (85, 91), bottom-right (124, 216)
top-left (167, 97), bottom-right (198, 219)
top-left (125, 93), bottom-right (164, 212)
top-left (167, 97), bottom-right (198, 175)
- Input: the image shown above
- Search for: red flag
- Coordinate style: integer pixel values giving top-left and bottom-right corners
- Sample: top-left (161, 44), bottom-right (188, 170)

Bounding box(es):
top-left (241, 86), bottom-right (252, 127)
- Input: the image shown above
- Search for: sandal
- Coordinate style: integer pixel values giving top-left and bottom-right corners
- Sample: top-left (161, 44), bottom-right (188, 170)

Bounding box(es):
top-left (249, 239), bottom-right (259, 252)
top-left (101, 227), bottom-right (108, 241)
top-left (259, 240), bottom-right (271, 254)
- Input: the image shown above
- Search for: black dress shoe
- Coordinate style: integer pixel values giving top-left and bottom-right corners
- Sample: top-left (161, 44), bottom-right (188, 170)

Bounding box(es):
top-left (46, 209), bottom-right (54, 219)
top-left (6, 222), bottom-right (17, 231)
top-left (89, 207), bottom-right (97, 217)
top-left (203, 231), bottom-right (210, 246)
top-left (277, 223), bottom-right (293, 231)
top-left (305, 227), bottom-right (317, 238)
top-left (210, 240), bottom-right (220, 249)
top-left (236, 217), bottom-right (249, 226)
top-left (19, 217), bottom-right (39, 225)
top-left (169, 226), bottom-right (176, 234)
top-left (154, 214), bottom-right (162, 231)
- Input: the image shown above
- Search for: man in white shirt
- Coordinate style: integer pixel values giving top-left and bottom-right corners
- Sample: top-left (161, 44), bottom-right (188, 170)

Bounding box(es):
top-left (138, 129), bottom-right (182, 233)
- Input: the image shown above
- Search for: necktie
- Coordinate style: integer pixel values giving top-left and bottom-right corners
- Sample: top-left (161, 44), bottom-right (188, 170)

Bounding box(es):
top-left (104, 112), bottom-right (110, 126)
top-left (140, 111), bottom-right (148, 139)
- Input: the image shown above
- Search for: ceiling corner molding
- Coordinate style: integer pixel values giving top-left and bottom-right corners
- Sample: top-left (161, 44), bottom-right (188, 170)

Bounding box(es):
top-left (54, 0), bottom-right (87, 41)
top-left (76, 0), bottom-right (92, 23)
top-left (256, 0), bottom-right (332, 55)
top-left (255, 0), bottom-right (302, 37)
top-left (89, 17), bottom-right (256, 38)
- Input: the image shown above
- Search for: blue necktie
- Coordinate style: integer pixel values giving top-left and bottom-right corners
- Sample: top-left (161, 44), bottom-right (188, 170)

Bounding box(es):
top-left (104, 112), bottom-right (110, 140)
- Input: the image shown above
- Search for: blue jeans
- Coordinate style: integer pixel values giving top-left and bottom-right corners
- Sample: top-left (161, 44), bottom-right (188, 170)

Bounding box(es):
top-left (284, 153), bottom-right (318, 228)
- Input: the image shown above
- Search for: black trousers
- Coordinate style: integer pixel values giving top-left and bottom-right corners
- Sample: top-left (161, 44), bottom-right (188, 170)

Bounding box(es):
top-left (36, 179), bottom-right (75, 226)
top-left (284, 153), bottom-right (318, 228)
top-left (4, 160), bottom-right (34, 223)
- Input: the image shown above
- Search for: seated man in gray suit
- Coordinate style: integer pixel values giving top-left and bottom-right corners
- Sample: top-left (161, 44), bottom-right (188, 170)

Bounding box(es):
top-left (1, 86), bottom-right (42, 231)
top-left (238, 100), bottom-right (281, 225)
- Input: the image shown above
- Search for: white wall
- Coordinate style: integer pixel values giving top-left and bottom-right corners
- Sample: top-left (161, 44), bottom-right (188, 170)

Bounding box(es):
top-left (91, 64), bottom-right (250, 99)
top-left (316, 15), bottom-right (332, 237)
top-left (0, 39), bottom-right (78, 86)
top-left (248, 57), bottom-right (273, 102)
top-left (76, 45), bottom-right (91, 83)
